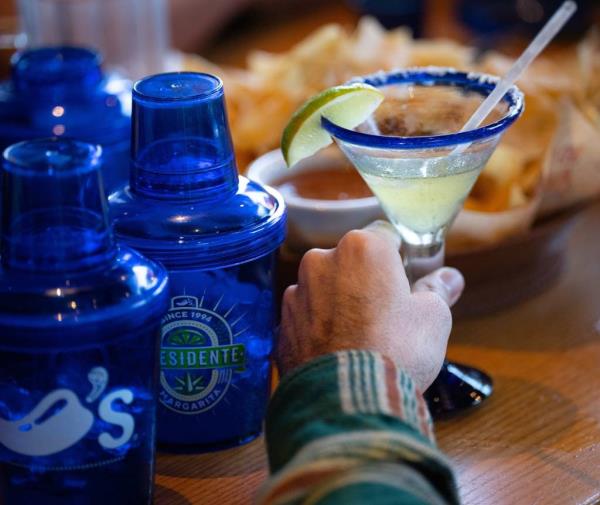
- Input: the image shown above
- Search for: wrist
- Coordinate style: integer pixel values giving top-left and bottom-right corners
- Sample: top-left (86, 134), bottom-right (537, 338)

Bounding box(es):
top-left (268, 350), bottom-right (435, 471)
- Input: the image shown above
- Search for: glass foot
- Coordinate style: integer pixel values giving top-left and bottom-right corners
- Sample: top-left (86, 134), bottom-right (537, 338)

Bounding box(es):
top-left (425, 360), bottom-right (493, 419)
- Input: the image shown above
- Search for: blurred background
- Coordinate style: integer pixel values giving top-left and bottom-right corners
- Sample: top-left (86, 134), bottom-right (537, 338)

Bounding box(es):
top-left (0, 0), bottom-right (598, 77)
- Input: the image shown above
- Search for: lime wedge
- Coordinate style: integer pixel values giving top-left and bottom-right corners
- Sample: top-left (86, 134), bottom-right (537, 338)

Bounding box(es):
top-left (281, 83), bottom-right (384, 168)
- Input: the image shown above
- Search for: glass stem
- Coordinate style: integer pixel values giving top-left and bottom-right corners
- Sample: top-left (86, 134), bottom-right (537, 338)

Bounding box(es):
top-left (402, 241), bottom-right (445, 285)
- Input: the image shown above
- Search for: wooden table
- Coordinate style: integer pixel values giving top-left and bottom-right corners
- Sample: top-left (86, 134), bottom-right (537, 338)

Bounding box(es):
top-left (438, 202), bottom-right (600, 505)
top-left (155, 202), bottom-right (600, 504)
top-left (156, 3), bottom-right (600, 502)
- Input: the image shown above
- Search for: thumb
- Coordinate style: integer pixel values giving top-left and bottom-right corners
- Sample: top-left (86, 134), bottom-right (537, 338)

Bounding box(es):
top-left (412, 267), bottom-right (465, 307)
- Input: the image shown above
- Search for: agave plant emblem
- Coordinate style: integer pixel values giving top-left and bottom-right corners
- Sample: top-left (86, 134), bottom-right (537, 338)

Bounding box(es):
top-left (168, 329), bottom-right (205, 346)
top-left (173, 373), bottom-right (206, 394)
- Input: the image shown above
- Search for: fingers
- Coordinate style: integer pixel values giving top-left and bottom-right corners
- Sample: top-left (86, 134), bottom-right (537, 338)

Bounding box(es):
top-left (361, 220), bottom-right (401, 251)
top-left (297, 248), bottom-right (330, 284)
top-left (333, 220), bottom-right (407, 293)
top-left (412, 267), bottom-right (465, 307)
top-left (277, 285), bottom-right (299, 376)
top-left (281, 284), bottom-right (298, 312)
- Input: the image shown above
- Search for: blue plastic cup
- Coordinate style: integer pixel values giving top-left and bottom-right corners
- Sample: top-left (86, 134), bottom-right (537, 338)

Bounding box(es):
top-left (110, 72), bottom-right (286, 451)
top-left (0, 138), bottom-right (169, 504)
top-left (0, 47), bottom-right (131, 191)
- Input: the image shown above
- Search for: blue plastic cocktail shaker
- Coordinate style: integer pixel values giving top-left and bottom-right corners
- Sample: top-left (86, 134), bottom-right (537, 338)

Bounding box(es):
top-left (0, 138), bottom-right (169, 504)
top-left (0, 46), bottom-right (131, 191)
top-left (110, 72), bottom-right (286, 451)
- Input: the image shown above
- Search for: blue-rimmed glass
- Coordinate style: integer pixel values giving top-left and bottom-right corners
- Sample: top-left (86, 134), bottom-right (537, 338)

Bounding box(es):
top-left (322, 68), bottom-right (525, 417)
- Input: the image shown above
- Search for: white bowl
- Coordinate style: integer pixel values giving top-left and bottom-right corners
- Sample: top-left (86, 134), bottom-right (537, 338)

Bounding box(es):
top-left (247, 148), bottom-right (382, 251)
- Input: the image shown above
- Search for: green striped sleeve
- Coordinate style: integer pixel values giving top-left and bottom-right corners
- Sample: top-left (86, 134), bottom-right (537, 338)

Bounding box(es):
top-left (259, 350), bottom-right (459, 505)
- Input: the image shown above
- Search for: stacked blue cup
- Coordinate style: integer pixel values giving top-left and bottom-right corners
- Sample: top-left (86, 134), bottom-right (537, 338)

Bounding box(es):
top-left (0, 47), bottom-right (131, 192)
top-left (110, 72), bottom-right (287, 451)
top-left (0, 138), bottom-right (169, 504)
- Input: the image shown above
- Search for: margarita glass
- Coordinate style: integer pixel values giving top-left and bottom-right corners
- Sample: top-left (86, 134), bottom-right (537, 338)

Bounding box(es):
top-left (322, 68), bottom-right (524, 416)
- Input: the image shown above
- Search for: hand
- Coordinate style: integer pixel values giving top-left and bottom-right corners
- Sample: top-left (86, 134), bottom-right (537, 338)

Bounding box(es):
top-left (276, 221), bottom-right (465, 391)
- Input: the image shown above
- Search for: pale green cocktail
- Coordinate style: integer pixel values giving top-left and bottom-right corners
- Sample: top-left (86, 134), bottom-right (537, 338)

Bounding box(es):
top-left (321, 68), bottom-right (524, 417)
top-left (356, 156), bottom-right (481, 242)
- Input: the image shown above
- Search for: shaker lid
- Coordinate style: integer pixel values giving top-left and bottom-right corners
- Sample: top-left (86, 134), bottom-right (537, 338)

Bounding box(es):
top-left (110, 176), bottom-right (286, 269)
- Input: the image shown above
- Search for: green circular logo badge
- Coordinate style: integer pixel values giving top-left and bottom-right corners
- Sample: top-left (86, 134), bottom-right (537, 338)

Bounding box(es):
top-left (159, 296), bottom-right (245, 415)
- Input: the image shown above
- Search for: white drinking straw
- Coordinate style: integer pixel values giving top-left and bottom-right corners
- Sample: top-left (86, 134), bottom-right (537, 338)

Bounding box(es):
top-left (458, 0), bottom-right (577, 137)
top-left (363, 1), bottom-right (577, 147)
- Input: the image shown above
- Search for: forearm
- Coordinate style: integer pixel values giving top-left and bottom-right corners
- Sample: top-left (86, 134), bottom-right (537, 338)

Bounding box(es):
top-left (260, 350), bottom-right (459, 505)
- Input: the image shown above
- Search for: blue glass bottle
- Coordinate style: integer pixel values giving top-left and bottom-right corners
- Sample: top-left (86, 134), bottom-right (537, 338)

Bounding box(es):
top-left (109, 72), bottom-right (286, 451)
top-left (0, 138), bottom-right (169, 504)
top-left (0, 46), bottom-right (131, 192)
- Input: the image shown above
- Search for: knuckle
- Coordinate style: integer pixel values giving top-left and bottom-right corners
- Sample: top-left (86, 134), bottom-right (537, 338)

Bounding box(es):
top-left (338, 229), bottom-right (377, 257)
top-left (298, 249), bottom-right (326, 279)
top-left (282, 285), bottom-right (297, 308)
top-left (415, 278), bottom-right (449, 305)
top-left (414, 277), bottom-right (437, 294)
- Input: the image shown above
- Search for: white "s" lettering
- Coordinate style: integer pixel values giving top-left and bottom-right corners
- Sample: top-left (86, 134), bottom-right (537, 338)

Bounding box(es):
top-left (97, 390), bottom-right (135, 449)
